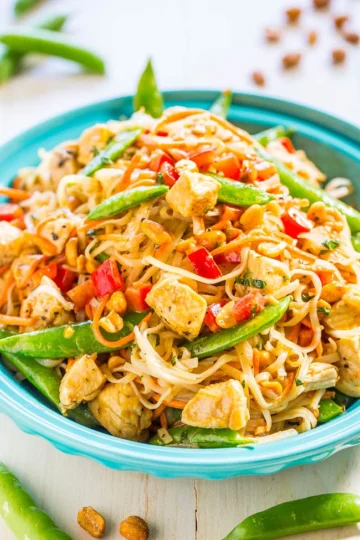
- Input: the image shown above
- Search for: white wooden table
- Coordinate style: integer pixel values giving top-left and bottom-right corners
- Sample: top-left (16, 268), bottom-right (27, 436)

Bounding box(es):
top-left (1, 0), bottom-right (360, 538)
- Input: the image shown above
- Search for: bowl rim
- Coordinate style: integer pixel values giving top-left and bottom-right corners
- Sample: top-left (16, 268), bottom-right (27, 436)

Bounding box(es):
top-left (1, 89), bottom-right (360, 475)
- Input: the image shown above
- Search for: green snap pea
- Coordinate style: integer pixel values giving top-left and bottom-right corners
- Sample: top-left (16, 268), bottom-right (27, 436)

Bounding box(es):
top-left (150, 426), bottom-right (252, 448)
top-left (0, 311), bottom-right (148, 359)
top-left (208, 173), bottom-right (274, 206)
top-left (87, 185), bottom-right (169, 221)
top-left (256, 145), bottom-right (360, 234)
top-left (184, 297), bottom-right (290, 359)
top-left (334, 388), bottom-right (355, 409)
top-left (82, 127), bottom-right (142, 177)
top-left (0, 14), bottom-right (68, 83)
top-left (254, 125), bottom-right (292, 146)
top-left (0, 28), bottom-right (105, 74)
top-left (224, 493), bottom-right (360, 540)
top-left (0, 462), bottom-right (71, 540)
top-left (165, 407), bottom-right (182, 427)
top-left (318, 399), bottom-right (343, 423)
top-left (134, 59), bottom-right (164, 118)
top-left (352, 232), bottom-right (360, 253)
top-left (209, 90), bottom-right (233, 118)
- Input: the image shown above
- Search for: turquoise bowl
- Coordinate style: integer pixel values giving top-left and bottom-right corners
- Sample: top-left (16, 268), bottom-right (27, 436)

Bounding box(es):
top-left (1, 91), bottom-right (360, 479)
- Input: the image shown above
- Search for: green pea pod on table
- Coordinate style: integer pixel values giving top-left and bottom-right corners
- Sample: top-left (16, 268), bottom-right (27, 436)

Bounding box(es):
top-left (0, 310), bottom-right (148, 359)
top-left (183, 297), bottom-right (290, 359)
top-left (209, 90), bottom-right (232, 118)
top-left (256, 145), bottom-right (360, 234)
top-left (150, 426), bottom-right (253, 448)
top-left (224, 493), bottom-right (360, 540)
top-left (0, 14), bottom-right (68, 83)
top-left (87, 185), bottom-right (169, 220)
top-left (208, 173), bottom-right (274, 206)
top-left (0, 462), bottom-right (71, 540)
top-left (0, 28), bottom-right (105, 74)
top-left (14, 0), bottom-right (42, 17)
top-left (82, 127), bottom-right (142, 177)
top-left (254, 125), bottom-right (292, 146)
top-left (133, 59), bottom-right (164, 118)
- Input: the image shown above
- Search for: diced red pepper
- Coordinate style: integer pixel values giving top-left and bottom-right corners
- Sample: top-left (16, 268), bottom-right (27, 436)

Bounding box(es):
top-left (68, 280), bottom-right (96, 309)
top-left (156, 130), bottom-right (169, 137)
top-left (149, 150), bottom-right (179, 187)
top-left (204, 301), bottom-right (227, 333)
top-left (214, 251), bottom-right (241, 265)
top-left (214, 154), bottom-right (240, 180)
top-left (281, 208), bottom-right (312, 239)
top-left (53, 266), bottom-right (77, 293)
top-left (316, 270), bottom-right (334, 286)
top-left (125, 282), bottom-right (152, 312)
top-left (279, 137), bottom-right (296, 154)
top-left (232, 292), bottom-right (265, 323)
top-left (189, 147), bottom-right (217, 170)
top-left (149, 150), bottom-right (174, 172)
top-left (188, 247), bottom-right (222, 279)
top-left (31, 263), bottom-right (58, 287)
top-left (91, 259), bottom-right (125, 297)
top-left (0, 203), bottom-right (22, 222)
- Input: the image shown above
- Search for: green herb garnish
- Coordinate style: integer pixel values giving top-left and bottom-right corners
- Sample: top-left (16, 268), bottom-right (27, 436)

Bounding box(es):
top-left (318, 306), bottom-right (331, 316)
top-left (320, 239), bottom-right (340, 253)
top-left (295, 378), bottom-right (304, 386)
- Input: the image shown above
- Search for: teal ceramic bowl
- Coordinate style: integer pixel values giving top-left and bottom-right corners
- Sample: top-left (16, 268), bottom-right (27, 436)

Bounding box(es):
top-left (1, 91), bottom-right (360, 479)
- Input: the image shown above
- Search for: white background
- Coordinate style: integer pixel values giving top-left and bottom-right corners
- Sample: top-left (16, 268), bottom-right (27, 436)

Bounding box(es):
top-left (1, 0), bottom-right (360, 538)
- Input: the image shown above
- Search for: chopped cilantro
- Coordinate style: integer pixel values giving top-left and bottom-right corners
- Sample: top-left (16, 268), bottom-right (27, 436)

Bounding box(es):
top-left (321, 239), bottom-right (340, 253)
top-left (250, 305), bottom-right (258, 318)
top-left (156, 172), bottom-right (165, 184)
top-left (301, 292), bottom-right (315, 302)
top-left (91, 145), bottom-right (100, 157)
top-left (295, 378), bottom-right (303, 386)
top-left (318, 306), bottom-right (331, 316)
top-left (235, 269), bottom-right (267, 289)
top-left (171, 356), bottom-right (177, 366)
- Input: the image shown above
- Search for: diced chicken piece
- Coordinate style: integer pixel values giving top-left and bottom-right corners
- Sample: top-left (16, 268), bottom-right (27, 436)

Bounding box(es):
top-left (303, 362), bottom-right (338, 391)
top-left (146, 274), bottom-right (207, 339)
top-left (36, 210), bottom-right (81, 254)
top-left (166, 168), bottom-right (219, 217)
top-left (88, 383), bottom-right (152, 441)
top-left (21, 276), bottom-right (74, 331)
top-left (78, 124), bottom-right (114, 166)
top-left (0, 222), bottom-right (23, 266)
top-left (32, 142), bottom-right (80, 191)
top-left (59, 354), bottom-right (106, 410)
top-left (182, 379), bottom-right (249, 430)
top-left (242, 250), bottom-right (291, 295)
top-left (337, 336), bottom-right (360, 397)
top-left (325, 285), bottom-right (360, 332)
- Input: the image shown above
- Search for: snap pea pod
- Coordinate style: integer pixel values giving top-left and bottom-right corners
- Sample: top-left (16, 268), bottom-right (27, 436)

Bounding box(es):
top-left (165, 407), bottom-right (182, 427)
top-left (133, 59), bottom-right (164, 118)
top-left (209, 90), bottom-right (232, 118)
top-left (184, 297), bottom-right (290, 359)
top-left (256, 145), bottom-right (360, 234)
top-left (254, 125), bottom-right (292, 146)
top-left (0, 28), bottom-right (105, 74)
top-left (0, 14), bottom-right (68, 83)
top-left (318, 399), bottom-right (343, 423)
top-left (87, 184), bottom-right (169, 220)
top-left (0, 310), bottom-right (147, 359)
top-left (334, 388), bottom-right (355, 409)
top-left (14, 0), bottom-right (42, 17)
top-left (82, 127), bottom-right (142, 177)
top-left (224, 493), bottom-right (360, 540)
top-left (0, 462), bottom-right (71, 540)
top-left (352, 232), bottom-right (360, 253)
top-left (208, 173), bottom-right (274, 206)
top-left (150, 426), bottom-right (253, 448)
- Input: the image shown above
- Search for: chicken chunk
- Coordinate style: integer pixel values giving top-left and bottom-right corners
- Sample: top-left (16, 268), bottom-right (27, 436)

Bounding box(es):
top-left (60, 354), bottom-right (106, 410)
top-left (78, 124), bottom-right (114, 166)
top-left (303, 362), bottom-right (338, 391)
top-left (0, 222), bottom-right (23, 266)
top-left (145, 274), bottom-right (207, 339)
top-left (336, 337), bottom-right (360, 397)
top-left (36, 142), bottom-right (79, 190)
top-left (36, 210), bottom-right (81, 254)
top-left (241, 250), bottom-right (291, 295)
top-left (21, 276), bottom-right (74, 331)
top-left (166, 168), bottom-right (219, 217)
top-left (182, 379), bottom-right (249, 430)
top-left (88, 383), bottom-right (152, 441)
top-left (325, 285), bottom-right (360, 332)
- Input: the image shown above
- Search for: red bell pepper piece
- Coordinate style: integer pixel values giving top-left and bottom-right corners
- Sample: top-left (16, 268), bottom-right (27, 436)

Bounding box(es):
top-left (188, 247), bottom-right (222, 279)
top-left (279, 137), bottom-right (296, 154)
top-left (31, 263), bottom-right (58, 287)
top-left (91, 259), bottom-right (125, 297)
top-left (125, 282), bottom-right (152, 312)
top-left (214, 154), bottom-right (240, 180)
top-left (149, 150), bottom-right (179, 187)
top-left (204, 301), bottom-right (227, 333)
top-left (281, 208), bottom-right (312, 239)
top-left (232, 292), bottom-right (265, 323)
top-left (189, 147), bottom-right (217, 169)
top-left (54, 266), bottom-right (77, 293)
top-left (68, 280), bottom-right (96, 309)
top-left (214, 251), bottom-right (241, 265)
top-left (0, 203), bottom-right (22, 222)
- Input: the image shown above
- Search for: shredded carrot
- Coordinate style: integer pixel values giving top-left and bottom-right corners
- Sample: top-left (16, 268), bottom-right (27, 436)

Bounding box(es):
top-left (151, 393), bottom-right (187, 409)
top-left (0, 272), bottom-right (14, 309)
top-left (155, 108), bottom-right (205, 130)
top-left (17, 255), bottom-right (45, 289)
top-left (0, 314), bottom-right (35, 326)
top-left (0, 266), bottom-right (9, 277)
top-left (288, 323), bottom-right (300, 344)
top-left (79, 220), bottom-right (106, 232)
top-left (282, 372), bottom-right (295, 398)
top-left (66, 358), bottom-right (76, 372)
top-left (152, 403), bottom-right (167, 420)
top-left (85, 303), bottom-right (93, 320)
top-left (23, 233), bottom-right (57, 256)
top-left (115, 153), bottom-right (143, 192)
top-left (9, 217), bottom-right (26, 230)
top-left (160, 412), bottom-right (168, 429)
top-left (0, 186), bottom-right (31, 201)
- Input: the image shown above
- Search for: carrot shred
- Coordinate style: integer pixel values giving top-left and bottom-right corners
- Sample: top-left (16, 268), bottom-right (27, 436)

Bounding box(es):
top-left (0, 272), bottom-right (14, 309)
top-left (151, 393), bottom-right (187, 409)
top-left (23, 233), bottom-right (57, 256)
top-left (0, 314), bottom-right (35, 326)
top-left (0, 186), bottom-right (31, 201)
top-left (115, 153), bottom-right (143, 192)
top-left (282, 372), bottom-right (295, 398)
top-left (160, 412), bottom-right (168, 429)
top-left (0, 266), bottom-right (9, 277)
top-left (152, 403), bottom-right (167, 420)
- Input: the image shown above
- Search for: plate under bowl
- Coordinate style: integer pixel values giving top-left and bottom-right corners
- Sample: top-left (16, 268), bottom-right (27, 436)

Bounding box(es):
top-left (1, 91), bottom-right (360, 479)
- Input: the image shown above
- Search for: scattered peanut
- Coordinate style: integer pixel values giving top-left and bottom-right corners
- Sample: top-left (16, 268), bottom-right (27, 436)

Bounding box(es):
top-left (65, 237), bottom-right (78, 267)
top-left (264, 27), bottom-right (281, 43)
top-left (195, 230), bottom-right (226, 251)
top-left (307, 30), bottom-right (317, 46)
top-left (251, 71), bottom-right (265, 87)
top-left (334, 15), bottom-right (349, 31)
top-left (119, 515), bottom-right (149, 540)
top-left (332, 49), bottom-right (346, 64)
top-left (77, 506), bottom-right (106, 538)
top-left (106, 290), bottom-right (127, 315)
top-left (313, 0), bottom-right (330, 10)
top-left (282, 52), bottom-right (301, 69)
top-left (286, 7), bottom-right (301, 24)
top-left (343, 31), bottom-right (359, 45)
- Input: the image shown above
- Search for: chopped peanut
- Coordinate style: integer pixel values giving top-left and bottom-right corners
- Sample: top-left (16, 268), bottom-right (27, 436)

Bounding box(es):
top-left (343, 31), bottom-right (359, 45)
top-left (282, 53), bottom-right (301, 69)
top-left (332, 49), bottom-right (346, 64)
top-left (120, 516), bottom-right (149, 540)
top-left (264, 27), bottom-right (281, 43)
top-left (140, 219), bottom-right (173, 245)
top-left (251, 71), bottom-right (265, 87)
top-left (195, 230), bottom-right (226, 251)
top-left (77, 506), bottom-right (106, 538)
top-left (286, 7), bottom-right (301, 24)
top-left (215, 301), bottom-right (237, 329)
top-left (313, 0), bottom-right (330, 9)
top-left (334, 15), bottom-right (349, 30)
top-left (99, 310), bottom-right (124, 333)
top-left (65, 237), bottom-right (78, 267)
top-left (106, 291), bottom-right (127, 315)
top-left (308, 30), bottom-right (317, 46)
